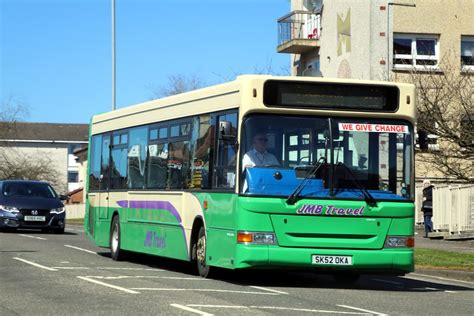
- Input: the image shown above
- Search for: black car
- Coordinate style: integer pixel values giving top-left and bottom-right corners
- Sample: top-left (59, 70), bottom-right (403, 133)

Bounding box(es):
top-left (0, 180), bottom-right (66, 233)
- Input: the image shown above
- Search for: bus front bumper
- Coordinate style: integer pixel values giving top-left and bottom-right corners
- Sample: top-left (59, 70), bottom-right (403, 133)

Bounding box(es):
top-left (234, 244), bottom-right (414, 275)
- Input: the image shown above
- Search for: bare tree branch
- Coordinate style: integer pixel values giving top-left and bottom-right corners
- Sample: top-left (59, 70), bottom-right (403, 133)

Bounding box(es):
top-left (395, 52), bottom-right (473, 182)
top-left (1, 97), bottom-right (64, 190)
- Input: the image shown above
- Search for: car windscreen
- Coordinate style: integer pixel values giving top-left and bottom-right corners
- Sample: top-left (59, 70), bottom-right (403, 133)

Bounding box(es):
top-left (2, 182), bottom-right (57, 199)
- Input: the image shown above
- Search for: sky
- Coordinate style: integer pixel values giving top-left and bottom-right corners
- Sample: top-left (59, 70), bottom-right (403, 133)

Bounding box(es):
top-left (1, 0), bottom-right (290, 124)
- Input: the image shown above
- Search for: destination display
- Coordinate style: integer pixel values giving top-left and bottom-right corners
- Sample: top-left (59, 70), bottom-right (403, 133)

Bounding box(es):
top-left (263, 80), bottom-right (399, 111)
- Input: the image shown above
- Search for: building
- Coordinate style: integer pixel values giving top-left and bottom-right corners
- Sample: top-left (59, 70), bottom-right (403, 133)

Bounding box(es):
top-left (0, 122), bottom-right (89, 193)
top-left (277, 0), bottom-right (473, 181)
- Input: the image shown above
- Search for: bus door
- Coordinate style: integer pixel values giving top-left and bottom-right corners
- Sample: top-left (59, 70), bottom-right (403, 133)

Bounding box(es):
top-left (87, 134), bottom-right (103, 237)
top-left (98, 133), bottom-right (111, 220)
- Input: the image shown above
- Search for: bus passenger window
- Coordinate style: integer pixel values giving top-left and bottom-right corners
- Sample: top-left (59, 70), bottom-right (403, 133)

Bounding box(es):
top-left (213, 112), bottom-right (238, 189)
top-left (168, 141), bottom-right (190, 189)
top-left (147, 143), bottom-right (168, 189)
top-left (89, 135), bottom-right (102, 191)
top-left (190, 115), bottom-right (213, 189)
top-left (127, 127), bottom-right (147, 189)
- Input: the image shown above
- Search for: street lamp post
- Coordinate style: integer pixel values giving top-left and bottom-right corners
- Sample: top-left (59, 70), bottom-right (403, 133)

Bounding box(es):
top-left (112, 0), bottom-right (116, 110)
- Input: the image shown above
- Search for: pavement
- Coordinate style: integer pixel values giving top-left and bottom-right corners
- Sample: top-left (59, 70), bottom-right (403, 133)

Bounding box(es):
top-left (413, 227), bottom-right (474, 282)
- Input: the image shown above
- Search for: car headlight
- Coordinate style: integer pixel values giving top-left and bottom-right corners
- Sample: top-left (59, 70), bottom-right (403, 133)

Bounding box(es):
top-left (0, 205), bottom-right (20, 213)
top-left (50, 207), bottom-right (65, 214)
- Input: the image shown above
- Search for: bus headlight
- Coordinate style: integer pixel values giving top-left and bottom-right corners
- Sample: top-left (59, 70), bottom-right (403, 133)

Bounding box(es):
top-left (384, 236), bottom-right (414, 248)
top-left (237, 231), bottom-right (277, 245)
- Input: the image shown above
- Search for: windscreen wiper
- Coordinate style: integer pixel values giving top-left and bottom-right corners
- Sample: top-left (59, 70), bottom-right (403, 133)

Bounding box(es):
top-left (335, 162), bottom-right (377, 207)
top-left (286, 157), bottom-right (326, 205)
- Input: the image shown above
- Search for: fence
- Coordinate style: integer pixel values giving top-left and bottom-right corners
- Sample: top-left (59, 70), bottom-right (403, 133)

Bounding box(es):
top-left (65, 204), bottom-right (85, 219)
top-left (416, 184), bottom-right (474, 237)
top-left (277, 10), bottom-right (321, 46)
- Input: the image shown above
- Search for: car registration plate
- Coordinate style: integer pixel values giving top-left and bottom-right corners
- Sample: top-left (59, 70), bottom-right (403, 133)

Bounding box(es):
top-left (24, 216), bottom-right (46, 222)
top-left (312, 255), bottom-right (352, 265)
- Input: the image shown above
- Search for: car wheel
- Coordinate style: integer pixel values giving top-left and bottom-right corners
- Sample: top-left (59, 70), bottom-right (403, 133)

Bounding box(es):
top-left (110, 215), bottom-right (125, 261)
top-left (196, 226), bottom-right (212, 278)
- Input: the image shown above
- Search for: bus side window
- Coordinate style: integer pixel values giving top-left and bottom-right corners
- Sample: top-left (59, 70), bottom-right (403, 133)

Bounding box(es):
top-left (89, 135), bottom-right (102, 191)
top-left (127, 127), bottom-right (148, 189)
top-left (190, 115), bottom-right (213, 189)
top-left (110, 131), bottom-right (129, 189)
top-left (167, 140), bottom-right (190, 189)
top-left (147, 143), bottom-right (168, 189)
top-left (213, 112), bottom-right (238, 189)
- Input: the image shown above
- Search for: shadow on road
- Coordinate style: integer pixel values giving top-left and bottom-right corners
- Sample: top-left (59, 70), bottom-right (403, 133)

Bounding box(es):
top-left (96, 251), bottom-right (474, 293)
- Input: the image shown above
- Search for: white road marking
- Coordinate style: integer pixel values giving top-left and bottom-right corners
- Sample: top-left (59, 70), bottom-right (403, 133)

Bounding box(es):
top-left (249, 285), bottom-right (289, 294)
top-left (444, 290), bottom-right (458, 293)
top-left (170, 304), bottom-right (213, 316)
top-left (188, 305), bottom-right (248, 309)
top-left (13, 257), bottom-right (58, 271)
top-left (186, 305), bottom-right (368, 314)
top-left (338, 304), bottom-right (387, 316)
top-left (77, 276), bottom-right (139, 294)
top-left (52, 267), bottom-right (90, 270)
top-left (89, 275), bottom-right (205, 281)
top-left (95, 267), bottom-right (164, 271)
top-left (406, 273), bottom-right (474, 286)
top-left (64, 244), bottom-right (97, 254)
top-left (19, 234), bottom-right (47, 240)
top-left (131, 288), bottom-right (280, 295)
top-left (424, 287), bottom-right (438, 291)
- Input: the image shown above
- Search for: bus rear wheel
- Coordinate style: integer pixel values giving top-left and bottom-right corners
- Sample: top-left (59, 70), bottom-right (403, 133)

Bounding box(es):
top-left (196, 226), bottom-right (212, 278)
top-left (110, 215), bottom-right (125, 261)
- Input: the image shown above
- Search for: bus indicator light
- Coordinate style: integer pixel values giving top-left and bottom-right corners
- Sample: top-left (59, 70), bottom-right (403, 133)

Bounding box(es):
top-left (237, 232), bottom-right (253, 243)
top-left (237, 231), bottom-right (277, 244)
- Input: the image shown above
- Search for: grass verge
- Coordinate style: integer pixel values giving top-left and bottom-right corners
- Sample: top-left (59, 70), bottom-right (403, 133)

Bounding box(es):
top-left (67, 218), bottom-right (84, 225)
top-left (415, 248), bottom-right (474, 271)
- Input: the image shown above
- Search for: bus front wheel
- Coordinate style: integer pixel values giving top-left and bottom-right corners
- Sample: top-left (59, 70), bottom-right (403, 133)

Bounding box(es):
top-left (110, 215), bottom-right (125, 261)
top-left (196, 226), bottom-right (212, 278)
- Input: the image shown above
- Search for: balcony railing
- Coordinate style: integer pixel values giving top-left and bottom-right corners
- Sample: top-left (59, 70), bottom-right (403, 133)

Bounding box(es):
top-left (277, 10), bottom-right (321, 54)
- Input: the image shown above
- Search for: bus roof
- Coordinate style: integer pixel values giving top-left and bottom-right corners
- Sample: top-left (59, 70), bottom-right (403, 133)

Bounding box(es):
top-left (91, 75), bottom-right (416, 135)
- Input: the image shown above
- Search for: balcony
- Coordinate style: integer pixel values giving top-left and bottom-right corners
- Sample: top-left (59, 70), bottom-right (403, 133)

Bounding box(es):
top-left (277, 10), bottom-right (321, 54)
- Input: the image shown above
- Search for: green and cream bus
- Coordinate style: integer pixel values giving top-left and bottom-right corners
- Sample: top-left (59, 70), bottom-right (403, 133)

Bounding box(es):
top-left (85, 75), bottom-right (416, 280)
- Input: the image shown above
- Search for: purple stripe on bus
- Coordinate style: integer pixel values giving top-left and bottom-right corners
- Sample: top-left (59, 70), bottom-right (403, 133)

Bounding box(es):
top-left (127, 200), bottom-right (182, 223)
top-left (116, 200), bottom-right (188, 258)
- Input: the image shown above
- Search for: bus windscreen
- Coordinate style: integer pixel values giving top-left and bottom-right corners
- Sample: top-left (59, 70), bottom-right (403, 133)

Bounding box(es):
top-left (263, 80), bottom-right (399, 112)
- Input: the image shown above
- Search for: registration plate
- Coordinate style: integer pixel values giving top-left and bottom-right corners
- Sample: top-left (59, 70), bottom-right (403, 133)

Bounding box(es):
top-left (312, 255), bottom-right (352, 265)
top-left (24, 216), bottom-right (46, 222)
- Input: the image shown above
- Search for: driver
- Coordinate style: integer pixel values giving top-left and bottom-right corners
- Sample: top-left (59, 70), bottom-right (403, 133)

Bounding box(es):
top-left (242, 132), bottom-right (280, 169)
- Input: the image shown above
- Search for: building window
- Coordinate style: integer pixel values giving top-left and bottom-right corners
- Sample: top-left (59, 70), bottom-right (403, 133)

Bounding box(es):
top-left (461, 36), bottom-right (474, 71)
top-left (393, 34), bottom-right (439, 69)
top-left (68, 171), bottom-right (79, 183)
top-left (68, 144), bottom-right (81, 155)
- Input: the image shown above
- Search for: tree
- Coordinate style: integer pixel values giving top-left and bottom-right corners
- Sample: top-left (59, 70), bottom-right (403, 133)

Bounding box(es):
top-left (0, 97), bottom-right (64, 190)
top-left (149, 59), bottom-right (290, 99)
top-left (395, 54), bottom-right (473, 182)
top-left (150, 74), bottom-right (204, 99)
